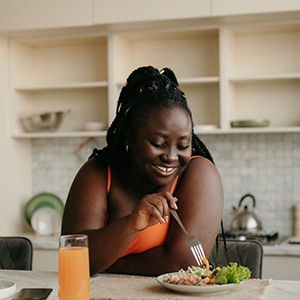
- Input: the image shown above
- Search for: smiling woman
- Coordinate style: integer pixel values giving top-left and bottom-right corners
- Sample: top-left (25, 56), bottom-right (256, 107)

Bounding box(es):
top-left (61, 66), bottom-right (223, 276)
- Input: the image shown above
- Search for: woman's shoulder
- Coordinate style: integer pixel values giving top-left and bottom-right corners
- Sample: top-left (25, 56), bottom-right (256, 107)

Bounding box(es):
top-left (188, 155), bottom-right (216, 169)
top-left (182, 155), bottom-right (221, 181)
top-left (74, 156), bottom-right (108, 185)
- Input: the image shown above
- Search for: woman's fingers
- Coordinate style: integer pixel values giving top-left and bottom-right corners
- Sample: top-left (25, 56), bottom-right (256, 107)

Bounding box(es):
top-left (133, 192), bottom-right (179, 230)
top-left (164, 191), bottom-right (178, 210)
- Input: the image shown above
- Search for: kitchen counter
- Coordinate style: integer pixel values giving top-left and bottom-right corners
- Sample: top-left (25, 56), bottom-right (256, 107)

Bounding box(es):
top-left (263, 237), bottom-right (300, 256)
top-left (23, 233), bottom-right (59, 250)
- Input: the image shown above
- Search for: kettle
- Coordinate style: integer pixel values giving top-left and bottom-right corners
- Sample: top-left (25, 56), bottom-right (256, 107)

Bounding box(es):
top-left (230, 193), bottom-right (263, 231)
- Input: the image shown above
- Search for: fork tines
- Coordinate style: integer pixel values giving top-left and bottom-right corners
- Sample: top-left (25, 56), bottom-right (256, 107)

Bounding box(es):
top-left (190, 241), bottom-right (206, 266)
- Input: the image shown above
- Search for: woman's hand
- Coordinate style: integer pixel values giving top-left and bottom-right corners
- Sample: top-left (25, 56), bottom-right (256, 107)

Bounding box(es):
top-left (130, 191), bottom-right (178, 231)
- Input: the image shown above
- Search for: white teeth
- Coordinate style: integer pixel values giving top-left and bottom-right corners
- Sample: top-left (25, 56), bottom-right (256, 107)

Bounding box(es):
top-left (155, 165), bottom-right (175, 173)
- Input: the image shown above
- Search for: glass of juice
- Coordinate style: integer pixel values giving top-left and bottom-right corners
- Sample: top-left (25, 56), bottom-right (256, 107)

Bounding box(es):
top-left (58, 234), bottom-right (90, 300)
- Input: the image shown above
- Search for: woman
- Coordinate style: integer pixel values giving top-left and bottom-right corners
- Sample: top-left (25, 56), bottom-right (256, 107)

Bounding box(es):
top-left (61, 66), bottom-right (223, 276)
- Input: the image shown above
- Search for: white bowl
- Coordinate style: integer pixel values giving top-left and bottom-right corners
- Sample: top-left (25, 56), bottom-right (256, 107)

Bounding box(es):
top-left (19, 110), bottom-right (70, 132)
top-left (0, 280), bottom-right (16, 299)
top-left (84, 122), bottom-right (105, 131)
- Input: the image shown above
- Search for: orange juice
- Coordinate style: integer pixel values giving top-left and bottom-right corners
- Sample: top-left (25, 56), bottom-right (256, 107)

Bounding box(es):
top-left (58, 247), bottom-right (90, 300)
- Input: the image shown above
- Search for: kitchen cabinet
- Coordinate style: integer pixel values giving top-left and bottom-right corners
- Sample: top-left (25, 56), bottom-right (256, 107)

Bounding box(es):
top-left (7, 15), bottom-right (300, 138)
top-left (32, 249), bottom-right (58, 272)
top-left (263, 255), bottom-right (300, 280)
top-left (10, 35), bottom-right (109, 138)
top-left (93, 0), bottom-right (210, 25)
top-left (212, 0), bottom-right (300, 17)
top-left (0, 0), bottom-right (92, 31)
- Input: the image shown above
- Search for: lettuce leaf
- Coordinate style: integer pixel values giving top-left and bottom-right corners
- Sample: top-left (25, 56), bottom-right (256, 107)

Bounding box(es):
top-left (214, 262), bottom-right (251, 284)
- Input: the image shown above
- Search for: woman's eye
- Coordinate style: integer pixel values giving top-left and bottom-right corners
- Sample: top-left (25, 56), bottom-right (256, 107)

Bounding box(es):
top-left (150, 141), bottom-right (165, 148)
top-left (178, 145), bottom-right (190, 151)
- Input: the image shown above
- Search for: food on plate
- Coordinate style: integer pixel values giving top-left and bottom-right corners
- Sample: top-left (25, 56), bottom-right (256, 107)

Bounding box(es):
top-left (163, 263), bottom-right (251, 286)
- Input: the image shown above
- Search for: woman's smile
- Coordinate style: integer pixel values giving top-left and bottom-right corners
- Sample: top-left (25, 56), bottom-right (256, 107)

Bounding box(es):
top-left (152, 164), bottom-right (177, 176)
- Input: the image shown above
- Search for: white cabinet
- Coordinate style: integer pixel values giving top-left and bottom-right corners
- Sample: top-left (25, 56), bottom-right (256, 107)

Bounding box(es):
top-left (0, 0), bottom-right (92, 31)
top-left (32, 249), bottom-right (58, 272)
top-left (212, 0), bottom-right (300, 16)
top-left (93, 0), bottom-right (210, 25)
top-left (110, 29), bottom-right (220, 128)
top-left (10, 35), bottom-right (109, 138)
top-left (220, 23), bottom-right (300, 131)
top-left (7, 16), bottom-right (300, 138)
top-left (263, 255), bottom-right (300, 280)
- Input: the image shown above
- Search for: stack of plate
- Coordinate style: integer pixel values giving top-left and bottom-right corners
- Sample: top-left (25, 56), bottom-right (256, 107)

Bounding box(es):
top-left (24, 193), bottom-right (64, 236)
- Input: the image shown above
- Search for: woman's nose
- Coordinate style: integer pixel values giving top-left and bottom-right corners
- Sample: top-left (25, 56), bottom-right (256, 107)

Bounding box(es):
top-left (161, 147), bottom-right (178, 161)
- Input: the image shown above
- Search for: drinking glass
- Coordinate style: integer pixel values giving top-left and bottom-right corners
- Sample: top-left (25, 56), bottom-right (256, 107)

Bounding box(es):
top-left (58, 234), bottom-right (90, 300)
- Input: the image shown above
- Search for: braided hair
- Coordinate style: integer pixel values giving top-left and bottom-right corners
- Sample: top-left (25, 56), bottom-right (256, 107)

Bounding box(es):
top-left (90, 66), bottom-right (214, 164)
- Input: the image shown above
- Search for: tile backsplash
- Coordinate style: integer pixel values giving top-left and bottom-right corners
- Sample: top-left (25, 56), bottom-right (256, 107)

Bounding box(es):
top-left (32, 133), bottom-right (300, 237)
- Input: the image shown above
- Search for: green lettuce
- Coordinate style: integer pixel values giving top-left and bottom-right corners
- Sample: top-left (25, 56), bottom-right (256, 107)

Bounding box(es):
top-left (214, 262), bottom-right (251, 284)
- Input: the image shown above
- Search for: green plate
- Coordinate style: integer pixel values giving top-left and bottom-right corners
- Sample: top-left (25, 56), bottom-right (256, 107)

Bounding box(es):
top-left (24, 193), bottom-right (64, 225)
top-left (230, 119), bottom-right (270, 128)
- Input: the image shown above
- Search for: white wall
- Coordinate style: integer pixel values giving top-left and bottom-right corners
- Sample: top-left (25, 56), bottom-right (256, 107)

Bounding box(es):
top-left (0, 36), bottom-right (32, 235)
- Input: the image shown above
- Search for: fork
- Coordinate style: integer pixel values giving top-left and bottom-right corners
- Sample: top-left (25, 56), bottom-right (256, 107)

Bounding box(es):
top-left (169, 208), bottom-right (206, 267)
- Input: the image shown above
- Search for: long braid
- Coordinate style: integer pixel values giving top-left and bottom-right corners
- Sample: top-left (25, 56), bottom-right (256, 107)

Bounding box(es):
top-left (90, 66), bottom-right (214, 164)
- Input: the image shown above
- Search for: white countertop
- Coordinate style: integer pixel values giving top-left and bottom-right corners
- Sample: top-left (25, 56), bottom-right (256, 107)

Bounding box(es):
top-left (0, 270), bottom-right (300, 300)
top-left (263, 237), bottom-right (300, 256)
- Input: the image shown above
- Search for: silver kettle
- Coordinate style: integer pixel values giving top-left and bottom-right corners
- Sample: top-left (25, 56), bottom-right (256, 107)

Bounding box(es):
top-left (230, 193), bottom-right (263, 231)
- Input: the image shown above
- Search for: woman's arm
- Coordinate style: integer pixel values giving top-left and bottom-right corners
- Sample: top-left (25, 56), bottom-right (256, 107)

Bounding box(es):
top-left (61, 158), bottom-right (178, 275)
top-left (106, 157), bottom-right (224, 276)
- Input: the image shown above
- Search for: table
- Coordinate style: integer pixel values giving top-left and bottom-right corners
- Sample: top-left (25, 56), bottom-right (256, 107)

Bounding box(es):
top-left (0, 270), bottom-right (300, 300)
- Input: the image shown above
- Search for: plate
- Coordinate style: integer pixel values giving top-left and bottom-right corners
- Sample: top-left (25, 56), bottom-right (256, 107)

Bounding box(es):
top-left (156, 273), bottom-right (240, 295)
top-left (31, 206), bottom-right (62, 236)
top-left (0, 280), bottom-right (16, 299)
top-left (230, 119), bottom-right (270, 128)
top-left (24, 193), bottom-right (64, 225)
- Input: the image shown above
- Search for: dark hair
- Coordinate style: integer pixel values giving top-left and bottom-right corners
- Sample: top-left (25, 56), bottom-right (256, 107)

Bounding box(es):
top-left (90, 66), bottom-right (214, 164)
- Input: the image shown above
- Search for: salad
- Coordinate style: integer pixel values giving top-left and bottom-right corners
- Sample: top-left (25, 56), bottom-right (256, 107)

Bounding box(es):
top-left (163, 263), bottom-right (251, 286)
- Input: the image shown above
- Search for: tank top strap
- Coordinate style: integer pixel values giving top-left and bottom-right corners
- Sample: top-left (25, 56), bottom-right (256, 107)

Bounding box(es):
top-left (107, 165), bottom-right (111, 194)
top-left (170, 175), bottom-right (179, 194)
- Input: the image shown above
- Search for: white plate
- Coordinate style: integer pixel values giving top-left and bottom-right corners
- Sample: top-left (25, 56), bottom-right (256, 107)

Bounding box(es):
top-left (157, 273), bottom-right (240, 295)
top-left (31, 206), bottom-right (62, 236)
top-left (0, 280), bottom-right (16, 299)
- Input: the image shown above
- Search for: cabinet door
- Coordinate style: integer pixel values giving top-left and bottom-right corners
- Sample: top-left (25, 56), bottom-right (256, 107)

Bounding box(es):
top-left (212, 0), bottom-right (300, 16)
top-left (93, 0), bottom-right (210, 25)
top-left (0, 0), bottom-right (92, 31)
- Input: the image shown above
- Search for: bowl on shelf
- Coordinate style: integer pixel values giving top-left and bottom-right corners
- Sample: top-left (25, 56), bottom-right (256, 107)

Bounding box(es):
top-left (19, 110), bottom-right (70, 132)
top-left (230, 119), bottom-right (270, 128)
top-left (84, 121), bottom-right (106, 131)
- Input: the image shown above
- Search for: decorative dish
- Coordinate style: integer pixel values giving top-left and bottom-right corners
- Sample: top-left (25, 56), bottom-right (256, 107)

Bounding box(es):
top-left (31, 206), bottom-right (62, 236)
top-left (24, 193), bottom-right (64, 226)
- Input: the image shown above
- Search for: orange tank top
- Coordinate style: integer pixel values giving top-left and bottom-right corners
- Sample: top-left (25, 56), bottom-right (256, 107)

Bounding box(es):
top-left (106, 166), bottom-right (179, 257)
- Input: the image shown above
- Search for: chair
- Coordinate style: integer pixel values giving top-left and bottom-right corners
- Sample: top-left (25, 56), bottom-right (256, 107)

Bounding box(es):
top-left (0, 236), bottom-right (33, 270)
top-left (209, 239), bottom-right (263, 278)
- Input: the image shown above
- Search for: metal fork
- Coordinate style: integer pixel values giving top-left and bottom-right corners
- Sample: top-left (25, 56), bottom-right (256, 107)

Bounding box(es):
top-left (169, 208), bottom-right (206, 266)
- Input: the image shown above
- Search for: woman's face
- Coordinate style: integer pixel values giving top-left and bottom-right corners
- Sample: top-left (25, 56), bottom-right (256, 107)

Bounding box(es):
top-left (128, 107), bottom-right (193, 187)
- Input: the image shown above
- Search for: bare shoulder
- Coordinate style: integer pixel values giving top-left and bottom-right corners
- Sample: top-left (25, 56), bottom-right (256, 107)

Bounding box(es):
top-left (176, 156), bottom-right (223, 206)
top-left (62, 157), bottom-right (108, 234)
top-left (184, 156), bottom-right (221, 179)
